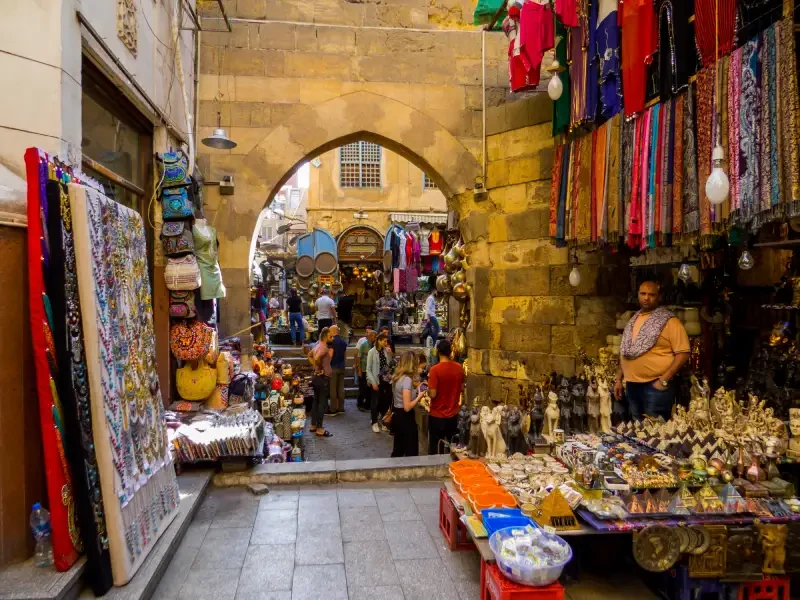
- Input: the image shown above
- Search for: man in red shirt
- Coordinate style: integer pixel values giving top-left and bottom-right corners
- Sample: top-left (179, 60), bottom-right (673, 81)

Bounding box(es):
top-left (427, 340), bottom-right (465, 454)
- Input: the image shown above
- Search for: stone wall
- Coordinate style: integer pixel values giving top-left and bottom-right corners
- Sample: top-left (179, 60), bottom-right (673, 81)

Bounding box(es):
top-left (453, 96), bottom-right (624, 405)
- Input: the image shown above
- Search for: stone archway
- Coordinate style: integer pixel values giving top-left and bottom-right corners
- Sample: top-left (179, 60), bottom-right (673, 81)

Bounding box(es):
top-left (213, 90), bottom-right (481, 345)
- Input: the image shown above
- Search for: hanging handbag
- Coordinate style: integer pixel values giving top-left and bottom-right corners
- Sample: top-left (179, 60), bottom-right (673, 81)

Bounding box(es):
top-left (170, 320), bottom-right (213, 361)
top-left (169, 290), bottom-right (197, 319)
top-left (205, 384), bottom-right (229, 410)
top-left (161, 220), bottom-right (194, 256)
top-left (176, 361), bottom-right (217, 401)
top-left (156, 150), bottom-right (191, 188)
top-left (161, 186), bottom-right (195, 220)
top-left (229, 373), bottom-right (255, 406)
top-left (165, 255), bottom-right (201, 290)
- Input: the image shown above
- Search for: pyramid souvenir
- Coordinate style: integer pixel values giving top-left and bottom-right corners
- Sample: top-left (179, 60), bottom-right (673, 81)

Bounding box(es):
top-left (641, 490), bottom-right (658, 514)
top-left (695, 483), bottom-right (724, 514)
top-left (669, 485), bottom-right (698, 515)
top-left (655, 489), bottom-right (672, 512)
top-left (532, 488), bottom-right (582, 531)
top-left (719, 483), bottom-right (747, 514)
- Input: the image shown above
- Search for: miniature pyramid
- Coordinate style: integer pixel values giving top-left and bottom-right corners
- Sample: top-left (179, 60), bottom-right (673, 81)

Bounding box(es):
top-left (668, 485), bottom-right (698, 515)
top-left (695, 483), bottom-right (724, 513)
top-left (533, 488), bottom-right (582, 531)
top-left (719, 483), bottom-right (747, 514)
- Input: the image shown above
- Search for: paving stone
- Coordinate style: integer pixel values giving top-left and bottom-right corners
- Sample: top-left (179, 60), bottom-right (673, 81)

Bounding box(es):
top-left (210, 501), bottom-right (258, 529)
top-left (295, 532), bottom-right (344, 565)
top-left (297, 520), bottom-right (342, 538)
top-left (303, 398), bottom-right (393, 461)
top-left (435, 538), bottom-right (481, 582)
top-left (298, 494), bottom-right (339, 524)
top-left (395, 558), bottom-right (460, 600)
top-left (181, 521), bottom-right (211, 550)
top-left (384, 520), bottom-right (439, 560)
top-left (251, 510), bottom-right (296, 544)
top-left (337, 488), bottom-right (377, 508)
top-left (236, 592), bottom-right (291, 600)
top-left (408, 485), bottom-right (443, 506)
top-left (453, 578), bottom-right (482, 600)
top-left (291, 564), bottom-right (348, 600)
top-left (348, 587), bottom-right (405, 600)
top-left (259, 492), bottom-right (299, 511)
top-left (151, 544), bottom-right (200, 599)
top-left (235, 544), bottom-right (295, 594)
top-left (343, 540), bottom-right (399, 589)
top-left (192, 527), bottom-right (250, 569)
top-left (340, 506), bottom-right (386, 542)
top-left (178, 568), bottom-right (241, 600)
top-left (374, 490), bottom-right (421, 522)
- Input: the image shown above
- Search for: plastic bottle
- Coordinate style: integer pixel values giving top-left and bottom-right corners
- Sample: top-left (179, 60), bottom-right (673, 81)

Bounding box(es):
top-left (30, 503), bottom-right (54, 567)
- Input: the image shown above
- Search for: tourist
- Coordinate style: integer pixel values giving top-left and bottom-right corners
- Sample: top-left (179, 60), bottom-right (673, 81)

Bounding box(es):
top-left (614, 280), bottom-right (690, 421)
top-left (366, 332), bottom-right (393, 433)
top-left (315, 287), bottom-right (336, 331)
top-left (336, 292), bottom-right (355, 342)
top-left (427, 340), bottom-right (464, 454)
top-left (355, 328), bottom-right (376, 412)
top-left (422, 289), bottom-right (440, 342)
top-left (309, 327), bottom-right (333, 437)
top-left (269, 295), bottom-right (281, 311)
top-left (376, 290), bottom-right (399, 340)
top-left (390, 351), bottom-right (424, 457)
top-left (379, 325), bottom-right (396, 354)
top-left (328, 325), bottom-right (348, 416)
top-left (287, 288), bottom-right (304, 346)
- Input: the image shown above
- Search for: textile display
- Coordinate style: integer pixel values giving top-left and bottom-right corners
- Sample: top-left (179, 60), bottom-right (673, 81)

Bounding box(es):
top-left (24, 149), bottom-right (81, 572)
top-left (549, 16), bottom-right (800, 249)
top-left (68, 183), bottom-right (179, 585)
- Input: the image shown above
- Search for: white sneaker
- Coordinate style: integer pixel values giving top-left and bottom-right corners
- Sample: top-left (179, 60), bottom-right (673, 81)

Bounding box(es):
top-left (372, 423), bottom-right (380, 433)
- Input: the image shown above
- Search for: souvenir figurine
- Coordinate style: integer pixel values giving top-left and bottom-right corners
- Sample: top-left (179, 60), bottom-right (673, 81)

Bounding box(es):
top-left (586, 377), bottom-right (600, 433)
top-left (506, 407), bottom-right (527, 455)
top-left (598, 379), bottom-right (612, 433)
top-left (543, 391), bottom-right (560, 438)
top-left (788, 408), bottom-right (800, 458)
top-left (558, 377), bottom-right (572, 435)
top-left (755, 522), bottom-right (788, 574)
top-left (457, 404), bottom-right (471, 447)
top-left (481, 405), bottom-right (506, 457)
top-left (468, 407), bottom-right (482, 456)
top-left (571, 375), bottom-right (587, 433)
top-left (530, 386), bottom-right (545, 441)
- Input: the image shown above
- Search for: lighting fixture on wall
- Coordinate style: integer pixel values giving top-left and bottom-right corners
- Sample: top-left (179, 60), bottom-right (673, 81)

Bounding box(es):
top-left (678, 261), bottom-right (692, 282)
top-left (738, 249), bottom-right (755, 270)
top-left (547, 61), bottom-right (564, 101)
top-left (568, 248), bottom-right (581, 287)
top-left (203, 45), bottom-right (237, 150)
top-left (704, 0), bottom-right (729, 205)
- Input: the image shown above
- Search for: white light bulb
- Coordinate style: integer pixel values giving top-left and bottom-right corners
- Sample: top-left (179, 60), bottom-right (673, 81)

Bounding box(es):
top-left (548, 73), bottom-right (563, 101)
top-left (738, 250), bottom-right (755, 270)
top-left (569, 266), bottom-right (581, 287)
top-left (705, 145), bottom-right (729, 206)
top-left (678, 263), bottom-right (691, 282)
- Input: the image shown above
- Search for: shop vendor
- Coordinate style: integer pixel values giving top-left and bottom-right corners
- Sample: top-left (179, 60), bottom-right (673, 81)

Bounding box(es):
top-left (614, 281), bottom-right (690, 421)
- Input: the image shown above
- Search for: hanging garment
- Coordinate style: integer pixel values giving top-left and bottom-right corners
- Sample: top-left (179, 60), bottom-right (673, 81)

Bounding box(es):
top-left (673, 94), bottom-right (685, 237)
top-left (728, 47), bottom-right (742, 214)
top-left (777, 16), bottom-right (800, 208)
top-left (193, 223), bottom-right (227, 300)
top-left (586, 0), bottom-right (600, 122)
top-left (550, 144), bottom-right (565, 239)
top-left (557, 143), bottom-right (571, 245)
top-left (419, 226), bottom-right (431, 255)
top-left (596, 0), bottom-right (622, 119)
top-left (398, 231), bottom-right (407, 269)
top-left (682, 86), bottom-right (700, 236)
top-left (429, 229), bottom-right (443, 255)
top-left (510, 1), bottom-right (555, 92)
top-left (390, 228), bottom-right (401, 268)
top-left (552, 21), bottom-right (572, 135)
top-left (694, 0), bottom-right (735, 67)
top-left (405, 231), bottom-right (414, 267)
top-left (696, 64), bottom-right (715, 242)
top-left (738, 37), bottom-right (761, 223)
top-left (569, 3), bottom-right (589, 125)
top-left (607, 114), bottom-right (622, 242)
top-left (556, 0), bottom-right (579, 26)
top-left (620, 116), bottom-right (635, 240)
top-left (620, 0), bottom-right (657, 116)
top-left (656, 0), bottom-right (692, 99)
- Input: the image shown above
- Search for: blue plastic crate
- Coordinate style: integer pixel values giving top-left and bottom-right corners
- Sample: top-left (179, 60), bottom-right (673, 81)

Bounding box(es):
top-left (481, 508), bottom-right (537, 536)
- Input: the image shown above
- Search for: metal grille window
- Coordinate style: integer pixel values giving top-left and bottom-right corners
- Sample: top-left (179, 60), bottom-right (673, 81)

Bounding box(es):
top-left (339, 142), bottom-right (382, 188)
top-left (423, 173), bottom-right (438, 190)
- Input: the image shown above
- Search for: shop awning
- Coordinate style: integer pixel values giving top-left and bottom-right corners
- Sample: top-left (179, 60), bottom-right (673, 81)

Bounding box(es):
top-left (390, 212), bottom-right (448, 225)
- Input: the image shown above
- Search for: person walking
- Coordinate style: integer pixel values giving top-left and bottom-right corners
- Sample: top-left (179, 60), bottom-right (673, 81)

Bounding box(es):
top-left (390, 351), bottom-right (424, 457)
top-left (614, 280), bottom-right (690, 421)
top-left (427, 340), bottom-right (465, 454)
top-left (287, 288), bottom-right (304, 346)
top-left (376, 290), bottom-right (398, 340)
top-left (355, 328), bottom-right (376, 412)
top-left (366, 332), bottom-right (393, 433)
top-left (422, 290), bottom-right (440, 342)
top-left (328, 325), bottom-right (348, 416)
top-left (315, 287), bottom-right (336, 331)
top-left (309, 327), bottom-right (333, 437)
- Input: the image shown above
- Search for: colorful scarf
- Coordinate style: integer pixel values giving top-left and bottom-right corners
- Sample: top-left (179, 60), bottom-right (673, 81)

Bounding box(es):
top-left (728, 47), bottom-right (742, 214)
top-left (550, 144), bottom-right (564, 239)
top-left (696, 65), bottom-right (714, 244)
top-left (682, 86), bottom-right (700, 236)
top-left (576, 136), bottom-right (593, 244)
top-left (607, 113), bottom-right (622, 242)
top-left (672, 94), bottom-right (685, 238)
top-left (621, 117), bottom-right (635, 240)
top-left (739, 36), bottom-right (761, 224)
top-left (777, 17), bottom-right (800, 208)
top-left (620, 307), bottom-right (675, 359)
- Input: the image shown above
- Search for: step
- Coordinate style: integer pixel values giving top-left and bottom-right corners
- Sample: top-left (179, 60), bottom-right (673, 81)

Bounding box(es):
top-left (212, 455), bottom-right (452, 487)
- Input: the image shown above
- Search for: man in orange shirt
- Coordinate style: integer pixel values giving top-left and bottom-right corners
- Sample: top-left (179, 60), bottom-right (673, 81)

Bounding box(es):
top-left (614, 281), bottom-right (690, 421)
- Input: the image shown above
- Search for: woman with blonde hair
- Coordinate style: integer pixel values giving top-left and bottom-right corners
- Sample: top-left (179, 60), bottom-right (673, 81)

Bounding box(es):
top-left (390, 350), bottom-right (424, 457)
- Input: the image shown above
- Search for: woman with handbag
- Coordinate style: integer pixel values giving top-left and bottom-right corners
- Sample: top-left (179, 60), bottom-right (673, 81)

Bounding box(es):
top-left (309, 327), bottom-right (333, 437)
top-left (366, 333), bottom-right (393, 434)
top-left (390, 351), bottom-right (424, 457)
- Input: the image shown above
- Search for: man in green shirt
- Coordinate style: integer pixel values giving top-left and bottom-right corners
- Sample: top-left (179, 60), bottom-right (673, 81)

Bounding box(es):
top-left (355, 328), bottom-right (376, 412)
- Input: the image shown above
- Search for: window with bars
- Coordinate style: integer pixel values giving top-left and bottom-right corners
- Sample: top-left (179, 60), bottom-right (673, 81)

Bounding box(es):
top-left (339, 141), bottom-right (382, 188)
top-left (423, 173), bottom-right (438, 190)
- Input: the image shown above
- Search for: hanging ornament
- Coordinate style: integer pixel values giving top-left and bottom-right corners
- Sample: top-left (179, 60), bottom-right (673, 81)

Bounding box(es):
top-left (678, 263), bottom-right (692, 282)
top-left (569, 266), bottom-right (581, 287)
top-left (548, 71), bottom-right (563, 101)
top-left (706, 146), bottom-right (729, 205)
top-left (738, 250), bottom-right (755, 270)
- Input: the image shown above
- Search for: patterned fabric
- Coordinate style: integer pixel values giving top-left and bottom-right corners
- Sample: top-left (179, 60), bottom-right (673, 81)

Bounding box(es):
top-left (696, 65), bottom-right (714, 242)
top-left (576, 136), bottom-right (593, 244)
top-left (69, 183), bottom-right (179, 585)
top-left (778, 17), bottom-right (800, 207)
top-left (620, 307), bottom-right (675, 359)
top-left (607, 113), bottom-right (622, 242)
top-left (739, 37), bottom-right (761, 222)
top-left (552, 21), bottom-right (572, 136)
top-left (550, 144), bottom-right (563, 239)
top-left (728, 47), bottom-right (742, 214)
top-left (682, 86), bottom-right (700, 235)
top-left (170, 321), bottom-right (213, 361)
top-left (672, 94), bottom-right (684, 236)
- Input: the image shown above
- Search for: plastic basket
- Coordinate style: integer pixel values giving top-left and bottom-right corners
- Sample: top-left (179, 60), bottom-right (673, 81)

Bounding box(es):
top-left (481, 508), bottom-right (537, 536)
top-left (488, 527), bottom-right (572, 587)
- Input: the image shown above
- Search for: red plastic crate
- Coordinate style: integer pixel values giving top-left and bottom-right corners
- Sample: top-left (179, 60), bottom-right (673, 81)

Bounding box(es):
top-left (439, 487), bottom-right (474, 551)
top-left (481, 560), bottom-right (565, 600)
top-left (738, 577), bottom-right (790, 600)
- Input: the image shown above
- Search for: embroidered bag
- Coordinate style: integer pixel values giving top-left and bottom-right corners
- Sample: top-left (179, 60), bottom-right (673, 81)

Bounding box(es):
top-left (156, 150), bottom-right (191, 188)
top-left (205, 384), bottom-right (229, 410)
top-left (161, 220), bottom-right (194, 256)
top-left (170, 320), bottom-right (213, 361)
top-left (161, 186), bottom-right (194, 220)
top-left (176, 361), bottom-right (217, 401)
top-left (165, 255), bottom-right (201, 290)
top-left (169, 290), bottom-right (197, 318)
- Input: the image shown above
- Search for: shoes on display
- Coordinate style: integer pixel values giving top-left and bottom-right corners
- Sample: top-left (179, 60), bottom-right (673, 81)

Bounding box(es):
top-left (372, 423), bottom-right (380, 433)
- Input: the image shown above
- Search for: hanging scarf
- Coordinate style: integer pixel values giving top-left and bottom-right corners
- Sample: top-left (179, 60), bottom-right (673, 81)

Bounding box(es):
top-left (777, 16), bottom-right (800, 210)
top-left (739, 36), bottom-right (761, 224)
top-left (607, 113), bottom-right (622, 243)
top-left (728, 47), bottom-right (742, 215)
top-left (620, 307), bottom-right (675, 359)
top-left (553, 21), bottom-right (572, 136)
top-left (550, 144), bottom-right (564, 239)
top-left (557, 142), bottom-right (570, 244)
top-left (592, 125), bottom-right (609, 242)
top-left (663, 98), bottom-right (676, 244)
top-left (714, 56), bottom-right (731, 231)
top-left (758, 31), bottom-right (773, 214)
top-left (576, 136), bottom-right (593, 244)
top-left (672, 94), bottom-right (685, 239)
top-left (628, 116), bottom-right (646, 248)
top-left (621, 117), bottom-right (635, 240)
top-left (696, 65), bottom-right (715, 244)
top-left (647, 104), bottom-right (660, 249)
top-left (683, 85), bottom-right (700, 236)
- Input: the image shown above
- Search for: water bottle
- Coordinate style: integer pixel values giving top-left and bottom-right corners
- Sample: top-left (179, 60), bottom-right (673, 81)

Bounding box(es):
top-left (30, 503), bottom-right (53, 567)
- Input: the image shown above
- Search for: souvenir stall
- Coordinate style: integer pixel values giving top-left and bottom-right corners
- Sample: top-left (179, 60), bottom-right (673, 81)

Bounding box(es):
top-left (24, 148), bottom-right (179, 591)
top-left (337, 225), bottom-right (384, 330)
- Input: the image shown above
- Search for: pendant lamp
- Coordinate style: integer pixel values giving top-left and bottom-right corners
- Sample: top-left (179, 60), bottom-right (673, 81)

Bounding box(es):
top-left (203, 47), bottom-right (238, 150)
top-left (705, 0), bottom-right (729, 205)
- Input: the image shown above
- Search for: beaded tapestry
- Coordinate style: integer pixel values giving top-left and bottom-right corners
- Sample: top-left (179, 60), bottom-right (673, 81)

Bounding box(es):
top-left (69, 184), bottom-right (178, 585)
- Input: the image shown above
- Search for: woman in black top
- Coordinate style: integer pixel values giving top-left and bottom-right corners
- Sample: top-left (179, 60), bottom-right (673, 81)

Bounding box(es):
top-left (287, 288), bottom-right (304, 346)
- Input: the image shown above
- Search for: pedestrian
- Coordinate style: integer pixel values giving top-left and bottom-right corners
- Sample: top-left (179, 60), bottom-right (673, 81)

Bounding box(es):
top-left (269, 295), bottom-right (281, 311)
top-left (427, 340), bottom-right (465, 454)
top-left (355, 328), bottom-right (376, 412)
top-left (287, 288), bottom-right (304, 346)
top-left (328, 325), bottom-right (348, 416)
top-left (315, 287), bottom-right (336, 331)
top-left (336, 292), bottom-right (355, 342)
top-left (366, 332), bottom-right (393, 433)
top-left (379, 325), bottom-right (396, 355)
top-left (376, 290), bottom-right (399, 340)
top-left (614, 280), bottom-right (690, 421)
top-left (390, 351), bottom-right (424, 457)
top-left (422, 290), bottom-right (441, 342)
top-left (309, 327), bottom-right (333, 437)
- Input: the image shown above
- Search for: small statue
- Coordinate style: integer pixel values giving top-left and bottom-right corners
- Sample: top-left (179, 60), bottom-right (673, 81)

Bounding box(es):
top-left (543, 391), bottom-right (560, 438)
top-left (457, 404), bottom-right (471, 447)
top-left (558, 377), bottom-right (572, 435)
top-left (481, 405), bottom-right (506, 457)
top-left (507, 407), bottom-right (527, 455)
top-left (530, 386), bottom-right (545, 441)
top-left (586, 377), bottom-right (600, 433)
top-left (468, 407), bottom-right (482, 456)
top-left (571, 375), bottom-right (587, 433)
top-left (598, 379), bottom-right (612, 433)
top-left (769, 320), bottom-right (792, 347)
top-left (788, 408), bottom-right (800, 457)
top-left (755, 522), bottom-right (788, 574)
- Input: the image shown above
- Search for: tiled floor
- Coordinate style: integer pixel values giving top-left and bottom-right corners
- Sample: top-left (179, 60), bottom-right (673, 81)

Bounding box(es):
top-left (153, 483), bottom-right (658, 600)
top-left (303, 398), bottom-right (394, 462)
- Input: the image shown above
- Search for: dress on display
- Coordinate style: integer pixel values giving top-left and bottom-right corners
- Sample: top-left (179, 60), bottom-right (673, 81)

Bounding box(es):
top-left (193, 222), bottom-right (226, 300)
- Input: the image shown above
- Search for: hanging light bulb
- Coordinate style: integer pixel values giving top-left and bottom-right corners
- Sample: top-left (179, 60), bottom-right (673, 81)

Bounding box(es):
top-left (706, 145), bottom-right (729, 205)
top-left (569, 266), bottom-right (581, 287)
top-left (547, 61), bottom-right (563, 101)
top-left (738, 249), bottom-right (755, 270)
top-left (678, 262), bottom-right (692, 282)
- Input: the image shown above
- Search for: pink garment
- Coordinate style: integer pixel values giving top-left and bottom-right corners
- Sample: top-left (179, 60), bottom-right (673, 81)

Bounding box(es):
top-left (509, 2), bottom-right (554, 92)
top-left (393, 268), bottom-right (400, 293)
top-left (407, 267), bottom-right (418, 293)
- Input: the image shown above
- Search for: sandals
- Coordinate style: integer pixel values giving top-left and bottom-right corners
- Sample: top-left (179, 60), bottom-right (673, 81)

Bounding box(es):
top-left (309, 426), bottom-right (318, 433)
top-left (316, 429), bottom-right (333, 437)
